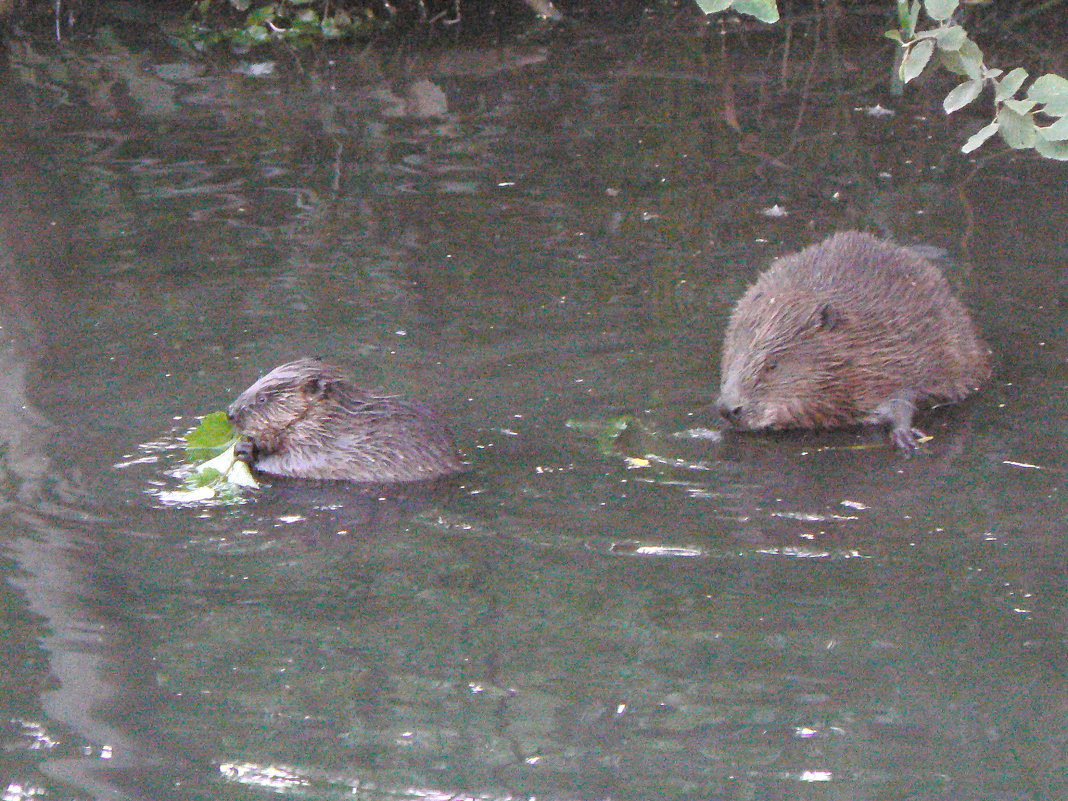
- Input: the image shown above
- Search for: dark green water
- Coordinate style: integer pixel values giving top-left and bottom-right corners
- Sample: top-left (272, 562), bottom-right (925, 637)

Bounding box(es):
top-left (1, 10), bottom-right (1066, 801)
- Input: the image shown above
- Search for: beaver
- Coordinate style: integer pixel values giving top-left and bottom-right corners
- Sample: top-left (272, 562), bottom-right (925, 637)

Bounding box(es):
top-left (715, 231), bottom-right (992, 452)
top-left (227, 358), bottom-right (464, 482)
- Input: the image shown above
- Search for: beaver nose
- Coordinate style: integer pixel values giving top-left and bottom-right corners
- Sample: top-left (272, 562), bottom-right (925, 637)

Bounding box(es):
top-left (715, 398), bottom-right (744, 425)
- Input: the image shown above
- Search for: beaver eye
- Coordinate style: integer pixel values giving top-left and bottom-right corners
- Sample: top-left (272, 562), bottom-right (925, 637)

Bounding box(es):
top-left (764, 361), bottom-right (778, 373)
top-left (254, 392), bottom-right (269, 407)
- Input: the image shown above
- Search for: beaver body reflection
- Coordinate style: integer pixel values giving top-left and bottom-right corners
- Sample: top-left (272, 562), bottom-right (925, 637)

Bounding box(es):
top-left (228, 358), bottom-right (463, 482)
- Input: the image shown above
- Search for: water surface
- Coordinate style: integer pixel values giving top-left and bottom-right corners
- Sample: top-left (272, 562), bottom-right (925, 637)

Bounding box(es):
top-left (1, 11), bottom-right (1066, 801)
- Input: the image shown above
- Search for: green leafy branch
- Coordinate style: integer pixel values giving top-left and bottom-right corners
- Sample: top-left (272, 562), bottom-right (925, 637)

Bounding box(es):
top-left (693, 0), bottom-right (779, 25)
top-left (182, 0), bottom-right (377, 49)
top-left (887, 0), bottom-right (1068, 160)
top-left (161, 411), bottom-right (258, 505)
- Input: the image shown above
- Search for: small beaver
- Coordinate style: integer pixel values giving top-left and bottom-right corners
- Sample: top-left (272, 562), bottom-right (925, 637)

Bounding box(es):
top-left (715, 231), bottom-right (991, 451)
top-left (227, 358), bottom-right (464, 482)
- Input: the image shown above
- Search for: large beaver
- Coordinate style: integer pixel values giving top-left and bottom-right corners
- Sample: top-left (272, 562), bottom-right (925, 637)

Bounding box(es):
top-left (715, 231), bottom-right (991, 451)
top-left (227, 358), bottom-right (464, 482)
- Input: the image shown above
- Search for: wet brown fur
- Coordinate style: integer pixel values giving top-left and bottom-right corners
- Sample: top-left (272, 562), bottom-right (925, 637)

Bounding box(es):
top-left (227, 358), bottom-right (463, 482)
top-left (716, 231), bottom-right (991, 449)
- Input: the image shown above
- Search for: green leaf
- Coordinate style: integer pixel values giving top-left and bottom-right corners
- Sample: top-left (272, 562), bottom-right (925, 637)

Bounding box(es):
top-left (227, 459), bottom-right (260, 488)
top-left (240, 23), bottom-right (271, 44)
top-left (185, 441), bottom-right (259, 495)
top-left (731, 0), bottom-right (779, 23)
top-left (694, 0), bottom-right (733, 12)
top-left (184, 411), bottom-right (238, 461)
top-left (994, 68), bottom-right (1028, 102)
top-left (245, 4), bottom-right (276, 25)
top-left (1035, 115), bottom-right (1068, 142)
top-left (1039, 97), bottom-right (1068, 117)
top-left (923, 0), bottom-right (959, 21)
top-left (938, 37), bottom-right (983, 79)
top-left (884, 29), bottom-right (903, 43)
top-left (936, 25), bottom-right (966, 50)
top-left (901, 39), bottom-right (935, 83)
top-left (320, 17), bottom-right (342, 38)
top-left (1027, 73), bottom-right (1068, 103)
top-left (961, 120), bottom-right (998, 153)
top-left (907, 0), bottom-right (921, 35)
top-left (915, 24), bottom-right (965, 50)
top-left (943, 79), bottom-right (982, 113)
top-left (566, 415), bottom-right (640, 454)
top-left (997, 106), bottom-right (1037, 149)
top-left (1028, 74), bottom-right (1068, 115)
top-left (1034, 138), bottom-right (1068, 160)
top-left (1003, 97), bottom-right (1036, 115)
top-left (190, 467), bottom-right (224, 487)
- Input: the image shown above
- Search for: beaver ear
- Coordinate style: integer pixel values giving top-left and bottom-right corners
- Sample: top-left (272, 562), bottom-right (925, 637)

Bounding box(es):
top-left (817, 303), bottom-right (844, 331)
top-left (302, 376), bottom-right (333, 399)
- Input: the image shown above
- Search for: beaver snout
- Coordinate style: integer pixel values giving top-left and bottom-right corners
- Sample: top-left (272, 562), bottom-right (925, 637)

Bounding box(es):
top-left (715, 397), bottom-right (745, 426)
top-left (225, 403), bottom-right (243, 427)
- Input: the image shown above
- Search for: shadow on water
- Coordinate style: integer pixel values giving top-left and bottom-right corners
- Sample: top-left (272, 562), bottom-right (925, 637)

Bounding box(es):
top-left (0, 5), bottom-right (1066, 801)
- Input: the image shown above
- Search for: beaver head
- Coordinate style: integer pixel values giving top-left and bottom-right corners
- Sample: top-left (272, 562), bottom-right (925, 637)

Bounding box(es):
top-left (716, 290), bottom-right (858, 431)
top-left (227, 357), bottom-right (344, 457)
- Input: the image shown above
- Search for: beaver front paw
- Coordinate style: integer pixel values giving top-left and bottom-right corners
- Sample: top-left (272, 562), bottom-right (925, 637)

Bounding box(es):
top-left (234, 438), bottom-right (257, 465)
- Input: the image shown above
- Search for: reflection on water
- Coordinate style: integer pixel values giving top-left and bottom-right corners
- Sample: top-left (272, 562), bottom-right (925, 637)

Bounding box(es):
top-left (0, 8), bottom-right (1066, 801)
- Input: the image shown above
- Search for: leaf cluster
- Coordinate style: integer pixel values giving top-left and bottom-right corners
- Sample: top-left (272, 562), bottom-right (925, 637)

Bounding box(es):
top-left (168, 412), bottom-right (258, 504)
top-left (888, 0), bottom-right (1068, 160)
top-left (696, 0), bottom-right (1068, 161)
top-left (180, 0), bottom-right (381, 49)
top-left (693, 0), bottom-right (778, 24)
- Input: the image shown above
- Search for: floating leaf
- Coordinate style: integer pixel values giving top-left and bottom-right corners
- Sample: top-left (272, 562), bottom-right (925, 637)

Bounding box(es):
top-left (179, 411), bottom-right (260, 500)
top-left (159, 484), bottom-right (217, 504)
top-left (181, 441), bottom-right (260, 501)
top-left (566, 415), bottom-right (640, 455)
